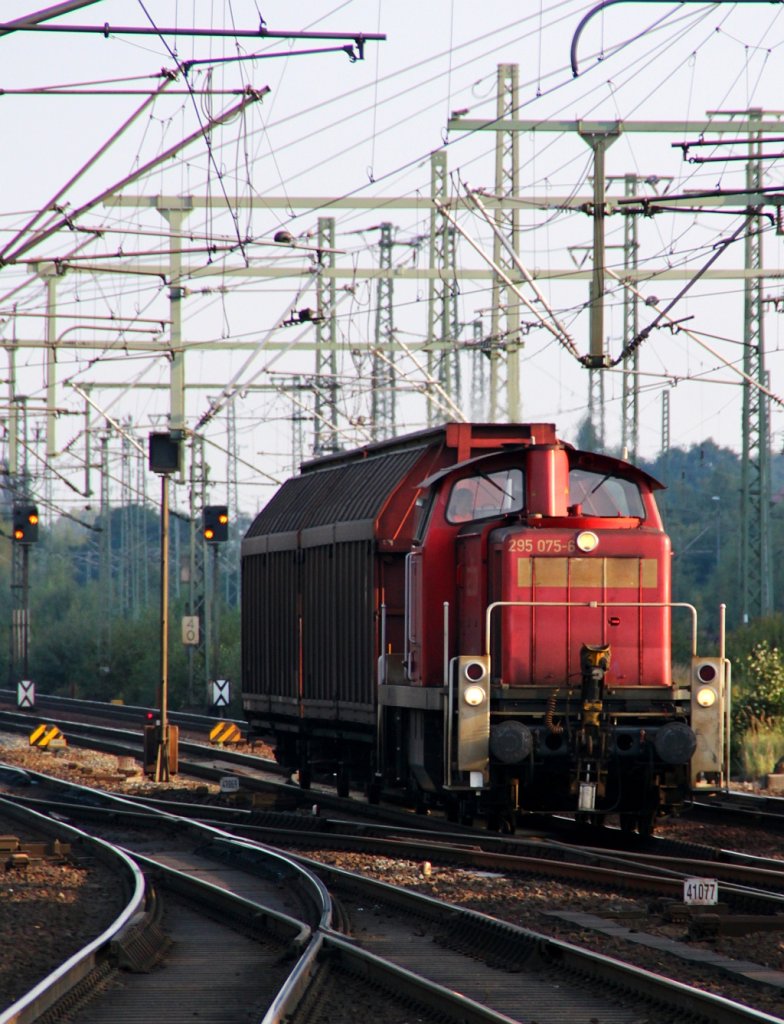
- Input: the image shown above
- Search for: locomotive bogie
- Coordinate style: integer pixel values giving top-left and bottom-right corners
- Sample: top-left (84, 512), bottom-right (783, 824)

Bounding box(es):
top-left (241, 423), bottom-right (728, 831)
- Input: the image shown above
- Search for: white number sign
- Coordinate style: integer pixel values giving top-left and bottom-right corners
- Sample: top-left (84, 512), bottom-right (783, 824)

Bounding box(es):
top-left (683, 878), bottom-right (718, 905)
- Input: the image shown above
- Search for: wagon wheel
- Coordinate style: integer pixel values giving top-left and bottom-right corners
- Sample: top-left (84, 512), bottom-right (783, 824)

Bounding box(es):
top-left (336, 763), bottom-right (350, 798)
top-left (298, 747), bottom-right (312, 790)
top-left (637, 810), bottom-right (656, 839)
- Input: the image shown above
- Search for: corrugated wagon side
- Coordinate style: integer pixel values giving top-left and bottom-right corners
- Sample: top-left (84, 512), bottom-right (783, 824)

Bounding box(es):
top-left (241, 430), bottom-right (443, 789)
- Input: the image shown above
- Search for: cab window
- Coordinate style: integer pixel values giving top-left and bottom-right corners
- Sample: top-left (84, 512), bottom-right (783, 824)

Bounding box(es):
top-left (569, 468), bottom-right (645, 518)
top-left (446, 468), bottom-right (524, 523)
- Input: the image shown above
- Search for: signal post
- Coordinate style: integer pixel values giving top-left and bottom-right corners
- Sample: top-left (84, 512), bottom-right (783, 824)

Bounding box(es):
top-left (10, 504), bottom-right (39, 698)
top-left (148, 433), bottom-right (181, 782)
top-left (203, 505), bottom-right (229, 713)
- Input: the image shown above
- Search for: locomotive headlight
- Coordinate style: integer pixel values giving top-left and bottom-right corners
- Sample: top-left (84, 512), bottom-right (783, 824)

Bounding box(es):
top-left (576, 530), bottom-right (599, 553)
top-left (463, 684), bottom-right (486, 707)
top-left (696, 686), bottom-right (718, 708)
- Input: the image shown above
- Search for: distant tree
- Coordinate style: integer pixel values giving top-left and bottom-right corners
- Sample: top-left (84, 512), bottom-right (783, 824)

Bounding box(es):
top-left (575, 413), bottom-right (601, 452)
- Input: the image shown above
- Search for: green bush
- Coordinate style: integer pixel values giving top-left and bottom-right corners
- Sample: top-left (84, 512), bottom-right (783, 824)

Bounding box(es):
top-left (730, 641), bottom-right (784, 777)
top-left (733, 641), bottom-right (784, 726)
top-left (736, 714), bottom-right (784, 780)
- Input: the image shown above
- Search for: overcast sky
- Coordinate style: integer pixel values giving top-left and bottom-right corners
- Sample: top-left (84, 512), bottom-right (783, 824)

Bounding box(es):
top-left (2, 1), bottom-right (784, 517)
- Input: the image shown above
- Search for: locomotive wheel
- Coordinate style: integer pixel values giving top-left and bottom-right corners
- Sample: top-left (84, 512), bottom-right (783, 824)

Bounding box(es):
top-left (619, 812), bottom-right (637, 834)
top-left (367, 775), bottom-right (382, 805)
top-left (620, 811), bottom-right (656, 836)
top-left (336, 764), bottom-right (350, 798)
top-left (576, 812), bottom-right (605, 829)
top-left (486, 811), bottom-right (515, 834)
top-left (297, 754), bottom-right (311, 790)
top-left (637, 810), bottom-right (656, 838)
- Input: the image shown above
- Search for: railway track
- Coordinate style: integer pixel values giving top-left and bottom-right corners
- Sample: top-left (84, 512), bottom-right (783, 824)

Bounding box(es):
top-left (690, 790), bottom-right (784, 831)
top-left (5, 692), bottom-right (784, 826)
top-left (0, 791), bottom-right (511, 1024)
top-left (5, 696), bottom-right (784, 851)
top-left (3, 703), bottom-right (784, 910)
top-left (0, 690), bottom-right (246, 737)
top-left (2, 757), bottom-right (784, 1023)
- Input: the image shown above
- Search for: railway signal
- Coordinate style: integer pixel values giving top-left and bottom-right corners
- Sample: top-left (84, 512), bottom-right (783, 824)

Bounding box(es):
top-left (12, 504), bottom-right (39, 543)
top-left (148, 430), bottom-right (181, 783)
top-left (11, 504), bottom-right (39, 697)
top-left (203, 505), bottom-right (229, 543)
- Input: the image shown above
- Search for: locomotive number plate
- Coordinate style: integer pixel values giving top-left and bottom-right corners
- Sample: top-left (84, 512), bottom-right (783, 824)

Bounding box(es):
top-left (508, 537), bottom-right (576, 553)
top-left (683, 878), bottom-right (718, 905)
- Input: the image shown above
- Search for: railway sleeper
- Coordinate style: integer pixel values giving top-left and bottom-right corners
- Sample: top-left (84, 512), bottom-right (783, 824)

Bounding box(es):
top-left (109, 881), bottom-right (171, 972)
top-left (0, 834), bottom-right (71, 860)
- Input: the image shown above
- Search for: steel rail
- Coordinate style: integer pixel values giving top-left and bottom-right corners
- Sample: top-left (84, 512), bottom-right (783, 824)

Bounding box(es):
top-left (0, 797), bottom-right (146, 1024)
top-left (0, 773), bottom-right (515, 1024)
top-left (296, 852), bottom-right (784, 1024)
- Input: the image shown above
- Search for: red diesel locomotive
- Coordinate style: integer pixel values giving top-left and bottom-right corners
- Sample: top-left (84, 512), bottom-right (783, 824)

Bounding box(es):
top-left (241, 423), bottom-right (727, 833)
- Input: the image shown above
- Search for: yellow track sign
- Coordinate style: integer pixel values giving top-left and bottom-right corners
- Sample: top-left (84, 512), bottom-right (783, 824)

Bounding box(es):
top-left (209, 722), bottom-right (241, 746)
top-left (29, 724), bottom-right (67, 749)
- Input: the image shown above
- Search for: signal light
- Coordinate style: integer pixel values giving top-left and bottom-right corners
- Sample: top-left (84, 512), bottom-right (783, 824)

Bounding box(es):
top-left (203, 505), bottom-right (229, 543)
top-left (697, 663), bottom-right (717, 683)
top-left (148, 432), bottom-right (181, 475)
top-left (12, 504), bottom-right (39, 543)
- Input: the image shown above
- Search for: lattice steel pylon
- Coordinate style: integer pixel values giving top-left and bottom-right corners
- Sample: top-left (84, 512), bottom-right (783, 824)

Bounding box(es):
top-left (426, 153), bottom-right (460, 425)
top-left (661, 389), bottom-right (670, 456)
top-left (658, 389), bottom-right (671, 515)
top-left (621, 174), bottom-right (640, 461)
top-left (314, 216), bottom-right (339, 454)
top-left (98, 433), bottom-right (112, 672)
top-left (188, 433), bottom-right (208, 704)
top-left (137, 449), bottom-right (150, 610)
top-left (286, 375), bottom-right (309, 473)
top-left (372, 222), bottom-right (397, 439)
top-left (8, 396), bottom-right (30, 689)
top-left (470, 318), bottom-right (490, 421)
top-left (489, 63), bottom-right (521, 421)
top-left (740, 111), bottom-right (773, 622)
top-left (119, 429), bottom-right (136, 616)
top-left (227, 402), bottom-right (239, 522)
top-left (225, 401), bottom-right (239, 607)
top-left (587, 369), bottom-right (606, 450)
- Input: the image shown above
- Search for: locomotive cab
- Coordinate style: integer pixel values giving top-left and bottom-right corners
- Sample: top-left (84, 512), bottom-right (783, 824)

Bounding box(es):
top-left (404, 439), bottom-right (727, 832)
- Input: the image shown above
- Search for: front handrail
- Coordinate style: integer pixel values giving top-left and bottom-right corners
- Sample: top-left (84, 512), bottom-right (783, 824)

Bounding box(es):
top-left (484, 600), bottom-right (698, 659)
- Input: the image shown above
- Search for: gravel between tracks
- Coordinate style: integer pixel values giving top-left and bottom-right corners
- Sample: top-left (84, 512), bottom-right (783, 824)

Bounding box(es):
top-left (1, 736), bottom-right (783, 1019)
top-left (0, 736), bottom-right (195, 1010)
top-left (0, 812), bottom-right (126, 1008)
